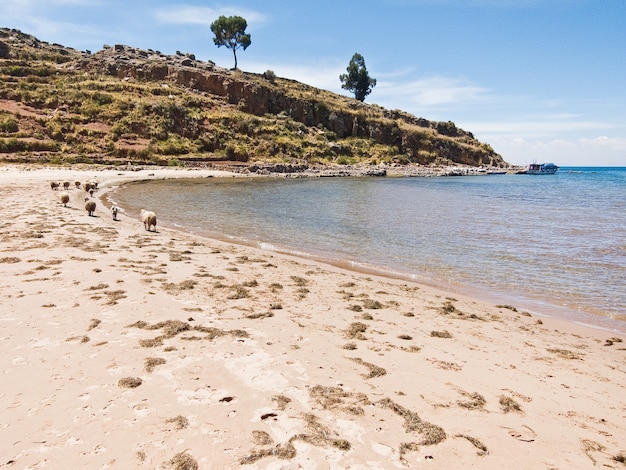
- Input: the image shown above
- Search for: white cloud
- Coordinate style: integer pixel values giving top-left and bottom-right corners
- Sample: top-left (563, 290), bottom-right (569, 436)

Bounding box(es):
top-left (461, 118), bottom-right (616, 138)
top-left (480, 134), bottom-right (626, 166)
top-left (579, 136), bottom-right (626, 151)
top-left (376, 76), bottom-right (489, 107)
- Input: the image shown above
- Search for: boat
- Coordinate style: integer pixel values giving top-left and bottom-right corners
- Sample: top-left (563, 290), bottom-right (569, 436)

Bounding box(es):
top-left (525, 162), bottom-right (558, 175)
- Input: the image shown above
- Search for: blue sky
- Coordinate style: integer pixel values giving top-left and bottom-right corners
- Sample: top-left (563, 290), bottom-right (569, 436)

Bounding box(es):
top-left (4, 0), bottom-right (625, 166)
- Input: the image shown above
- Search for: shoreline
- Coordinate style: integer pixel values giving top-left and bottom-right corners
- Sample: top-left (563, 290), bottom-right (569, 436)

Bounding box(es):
top-left (105, 168), bottom-right (626, 336)
top-left (1, 165), bottom-right (625, 468)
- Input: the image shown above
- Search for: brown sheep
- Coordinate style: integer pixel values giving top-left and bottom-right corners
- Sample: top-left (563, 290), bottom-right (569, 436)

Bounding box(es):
top-left (50, 181), bottom-right (60, 190)
top-left (85, 200), bottom-right (96, 216)
top-left (140, 209), bottom-right (157, 232)
top-left (60, 191), bottom-right (70, 207)
top-left (62, 181), bottom-right (70, 190)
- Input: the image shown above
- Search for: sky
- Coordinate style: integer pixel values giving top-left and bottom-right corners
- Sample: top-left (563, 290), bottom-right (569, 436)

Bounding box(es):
top-left (3, 0), bottom-right (625, 166)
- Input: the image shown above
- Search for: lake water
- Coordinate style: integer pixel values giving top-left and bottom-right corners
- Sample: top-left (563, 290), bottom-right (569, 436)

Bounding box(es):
top-left (109, 167), bottom-right (626, 333)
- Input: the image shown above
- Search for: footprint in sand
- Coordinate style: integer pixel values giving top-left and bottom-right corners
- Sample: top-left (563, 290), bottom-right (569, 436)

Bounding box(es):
top-left (507, 425), bottom-right (536, 442)
top-left (132, 403), bottom-right (151, 418)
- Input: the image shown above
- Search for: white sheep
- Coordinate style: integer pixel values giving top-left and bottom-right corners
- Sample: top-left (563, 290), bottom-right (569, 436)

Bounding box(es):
top-left (140, 209), bottom-right (157, 232)
top-left (111, 205), bottom-right (119, 221)
top-left (59, 191), bottom-right (70, 207)
top-left (85, 200), bottom-right (96, 216)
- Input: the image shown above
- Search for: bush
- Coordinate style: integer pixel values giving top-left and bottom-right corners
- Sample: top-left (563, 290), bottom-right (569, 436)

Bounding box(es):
top-left (263, 70), bottom-right (277, 83)
top-left (0, 118), bottom-right (19, 133)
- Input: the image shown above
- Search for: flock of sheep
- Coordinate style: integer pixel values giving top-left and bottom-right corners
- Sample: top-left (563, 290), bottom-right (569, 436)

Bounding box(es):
top-left (51, 180), bottom-right (157, 231)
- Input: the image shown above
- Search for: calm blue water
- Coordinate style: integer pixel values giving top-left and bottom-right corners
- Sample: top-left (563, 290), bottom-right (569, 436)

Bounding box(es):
top-left (110, 167), bottom-right (626, 332)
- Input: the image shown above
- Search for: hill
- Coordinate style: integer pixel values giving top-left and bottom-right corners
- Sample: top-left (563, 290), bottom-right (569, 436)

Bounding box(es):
top-left (0, 28), bottom-right (509, 171)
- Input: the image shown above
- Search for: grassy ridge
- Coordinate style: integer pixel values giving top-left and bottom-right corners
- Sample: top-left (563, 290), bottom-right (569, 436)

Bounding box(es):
top-left (0, 28), bottom-right (507, 168)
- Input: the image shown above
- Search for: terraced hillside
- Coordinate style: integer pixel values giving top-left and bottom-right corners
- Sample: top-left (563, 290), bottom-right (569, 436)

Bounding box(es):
top-left (0, 28), bottom-right (508, 170)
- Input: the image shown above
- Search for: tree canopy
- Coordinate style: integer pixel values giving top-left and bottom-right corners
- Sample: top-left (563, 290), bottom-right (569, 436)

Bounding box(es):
top-left (339, 53), bottom-right (376, 102)
top-left (210, 15), bottom-right (251, 70)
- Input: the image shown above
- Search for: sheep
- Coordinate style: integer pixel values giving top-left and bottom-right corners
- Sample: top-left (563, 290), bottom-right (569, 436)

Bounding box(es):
top-left (59, 191), bottom-right (70, 207)
top-left (62, 181), bottom-right (70, 190)
top-left (84, 182), bottom-right (93, 193)
top-left (50, 181), bottom-right (60, 190)
top-left (140, 209), bottom-right (157, 232)
top-left (74, 181), bottom-right (81, 189)
top-left (85, 200), bottom-right (96, 217)
top-left (111, 205), bottom-right (119, 221)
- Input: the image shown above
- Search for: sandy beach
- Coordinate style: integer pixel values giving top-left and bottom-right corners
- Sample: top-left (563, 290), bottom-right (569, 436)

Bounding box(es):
top-left (0, 165), bottom-right (624, 469)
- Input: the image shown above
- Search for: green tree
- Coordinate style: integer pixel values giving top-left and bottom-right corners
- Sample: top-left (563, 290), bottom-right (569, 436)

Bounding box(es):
top-left (339, 53), bottom-right (377, 102)
top-left (210, 15), bottom-right (251, 69)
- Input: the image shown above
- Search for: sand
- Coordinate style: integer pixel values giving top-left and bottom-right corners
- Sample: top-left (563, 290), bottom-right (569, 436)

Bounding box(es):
top-left (0, 165), bottom-right (624, 469)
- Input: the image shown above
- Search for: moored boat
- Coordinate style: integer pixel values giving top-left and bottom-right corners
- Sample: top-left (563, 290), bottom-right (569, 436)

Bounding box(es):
top-left (525, 162), bottom-right (558, 174)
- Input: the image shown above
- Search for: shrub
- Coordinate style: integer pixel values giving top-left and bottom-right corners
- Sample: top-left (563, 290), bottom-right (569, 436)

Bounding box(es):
top-left (0, 117), bottom-right (18, 133)
top-left (263, 70), bottom-right (277, 83)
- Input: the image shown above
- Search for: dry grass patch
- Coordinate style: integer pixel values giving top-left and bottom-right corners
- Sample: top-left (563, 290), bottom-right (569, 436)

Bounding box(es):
top-left (252, 430), bottom-right (274, 446)
top-left (169, 252), bottom-right (191, 262)
top-left (268, 282), bottom-right (283, 292)
top-left (496, 304), bottom-right (518, 312)
top-left (290, 275), bottom-right (309, 286)
top-left (454, 434), bottom-right (488, 455)
top-left (429, 359), bottom-right (462, 371)
top-left (128, 319), bottom-right (248, 347)
top-left (245, 311), bottom-right (274, 319)
top-left (103, 289), bottom-right (126, 305)
top-left (377, 397), bottom-right (446, 461)
top-left (66, 335), bottom-right (90, 343)
top-left (547, 348), bottom-right (583, 360)
top-left (239, 442), bottom-right (297, 465)
top-left (362, 299), bottom-right (384, 309)
top-left (499, 395), bottom-right (522, 413)
top-left (431, 330), bottom-right (453, 338)
top-left (604, 337), bottom-right (623, 346)
top-left (457, 392), bottom-right (486, 410)
top-left (85, 282), bottom-right (108, 291)
top-left (272, 394), bottom-right (292, 411)
top-left (0, 256), bottom-right (21, 263)
top-left (87, 318), bottom-right (101, 331)
top-left (228, 284), bottom-right (250, 299)
top-left (168, 451), bottom-right (198, 470)
top-left (118, 377), bottom-right (142, 388)
top-left (346, 322), bottom-right (368, 340)
top-left (165, 415), bottom-right (189, 430)
top-left (309, 385), bottom-right (370, 415)
top-left (162, 279), bottom-right (197, 293)
top-left (349, 357), bottom-right (387, 379)
top-left (145, 357), bottom-right (166, 372)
